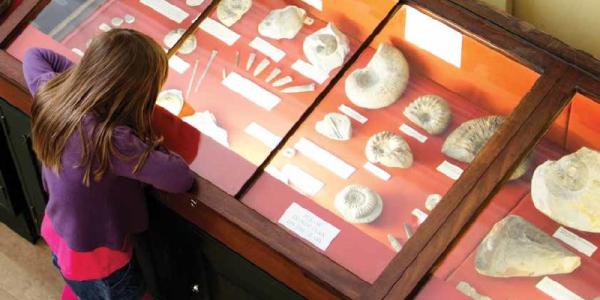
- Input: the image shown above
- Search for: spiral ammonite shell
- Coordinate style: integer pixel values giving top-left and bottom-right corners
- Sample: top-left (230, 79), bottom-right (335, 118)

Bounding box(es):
top-left (365, 131), bottom-right (413, 168)
top-left (403, 95), bottom-right (452, 135)
top-left (334, 184), bottom-right (383, 224)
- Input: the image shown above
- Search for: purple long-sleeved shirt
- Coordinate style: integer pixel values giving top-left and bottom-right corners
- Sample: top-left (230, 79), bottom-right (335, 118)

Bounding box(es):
top-left (23, 48), bottom-right (194, 254)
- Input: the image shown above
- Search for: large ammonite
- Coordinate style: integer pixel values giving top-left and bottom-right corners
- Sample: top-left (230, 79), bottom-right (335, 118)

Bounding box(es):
top-left (365, 131), bottom-right (413, 168)
top-left (334, 184), bottom-right (383, 224)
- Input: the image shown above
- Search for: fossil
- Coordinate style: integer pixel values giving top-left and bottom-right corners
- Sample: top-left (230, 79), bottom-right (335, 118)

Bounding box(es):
top-left (124, 14), bottom-right (135, 24)
top-left (456, 281), bottom-right (491, 300)
top-left (403, 95), bottom-right (452, 135)
top-left (315, 113), bottom-right (352, 141)
top-left (365, 131), bottom-right (413, 168)
top-left (442, 115), bottom-right (529, 180)
top-left (272, 75), bottom-right (293, 87)
top-left (345, 43), bottom-right (409, 109)
top-left (425, 194), bottom-right (442, 211)
top-left (387, 234), bottom-right (403, 253)
top-left (303, 23), bottom-right (350, 74)
top-left (156, 89), bottom-right (184, 116)
top-left (246, 52), bottom-right (256, 71)
top-left (258, 5), bottom-right (308, 40)
top-left (280, 83), bottom-right (315, 94)
top-left (98, 23), bottom-right (111, 32)
top-left (265, 68), bottom-right (281, 83)
top-left (334, 184), bottom-right (383, 224)
top-left (253, 58), bottom-right (270, 76)
top-left (531, 147), bottom-right (600, 233)
top-left (111, 17), bottom-right (124, 27)
top-left (475, 215), bottom-right (580, 277)
top-left (163, 29), bottom-right (197, 54)
top-left (194, 50), bottom-right (218, 93)
top-left (217, 0), bottom-right (252, 27)
top-left (403, 223), bottom-right (414, 239)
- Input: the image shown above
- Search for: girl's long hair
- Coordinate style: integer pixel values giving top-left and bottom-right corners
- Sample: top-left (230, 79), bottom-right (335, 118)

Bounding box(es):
top-left (31, 29), bottom-right (169, 185)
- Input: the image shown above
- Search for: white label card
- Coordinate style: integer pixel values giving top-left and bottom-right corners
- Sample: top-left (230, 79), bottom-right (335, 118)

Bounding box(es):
top-left (363, 162), bottom-right (391, 181)
top-left (200, 17), bottom-right (240, 46)
top-left (169, 54), bottom-right (190, 74)
top-left (412, 208), bottom-right (428, 224)
top-left (140, 0), bottom-right (189, 23)
top-left (244, 122), bottom-right (281, 149)
top-left (553, 226), bottom-right (597, 257)
top-left (279, 203), bottom-right (340, 251)
top-left (291, 59), bottom-right (329, 84)
top-left (536, 277), bottom-right (583, 300)
top-left (436, 160), bottom-right (463, 180)
top-left (249, 37), bottom-right (286, 62)
top-left (265, 165), bottom-right (289, 184)
top-left (281, 164), bottom-right (324, 197)
top-left (338, 104), bottom-right (368, 124)
top-left (400, 123), bottom-right (428, 143)
top-left (222, 72), bottom-right (281, 110)
top-left (294, 138), bottom-right (356, 179)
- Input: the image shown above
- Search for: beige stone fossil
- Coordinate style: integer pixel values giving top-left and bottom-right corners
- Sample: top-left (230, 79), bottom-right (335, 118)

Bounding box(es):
top-left (531, 147), bottom-right (600, 233)
top-left (217, 0), bottom-right (252, 27)
top-left (387, 234), bottom-right (403, 253)
top-left (345, 43), bottom-right (409, 109)
top-left (258, 5), bottom-right (307, 40)
top-left (456, 281), bottom-right (491, 300)
top-left (334, 184), bottom-right (383, 224)
top-left (475, 215), bottom-right (580, 278)
top-left (403, 95), bottom-right (452, 135)
top-left (156, 89), bottom-right (184, 116)
top-left (365, 131), bottom-right (413, 168)
top-left (303, 23), bottom-right (350, 74)
top-left (163, 29), bottom-right (197, 54)
top-left (315, 113), bottom-right (352, 141)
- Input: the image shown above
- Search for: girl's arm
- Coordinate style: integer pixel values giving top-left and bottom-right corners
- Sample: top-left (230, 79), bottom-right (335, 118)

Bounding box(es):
top-left (22, 48), bottom-right (74, 95)
top-left (111, 126), bottom-right (194, 193)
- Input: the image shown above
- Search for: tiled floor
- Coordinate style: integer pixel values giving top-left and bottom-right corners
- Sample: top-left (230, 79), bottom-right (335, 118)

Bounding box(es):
top-left (0, 223), bottom-right (63, 300)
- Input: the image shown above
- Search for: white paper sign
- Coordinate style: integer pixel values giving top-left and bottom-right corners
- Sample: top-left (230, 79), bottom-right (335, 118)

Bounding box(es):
top-left (244, 122), bottom-right (281, 149)
top-left (140, 0), bottom-right (189, 23)
top-left (294, 138), bottom-right (356, 179)
top-left (281, 164), bottom-right (324, 197)
top-left (536, 277), bottom-right (583, 300)
top-left (363, 162), bottom-right (391, 181)
top-left (412, 208), bottom-right (429, 224)
top-left (168, 54), bottom-right (190, 74)
top-left (338, 104), bottom-right (367, 124)
top-left (400, 123), bottom-right (428, 143)
top-left (279, 202), bottom-right (340, 251)
top-left (249, 37), bottom-right (286, 62)
top-left (291, 59), bottom-right (329, 84)
top-left (222, 72), bottom-right (281, 110)
top-left (265, 165), bottom-right (289, 184)
top-left (436, 160), bottom-right (463, 180)
top-left (553, 226), bottom-right (597, 257)
top-left (200, 17), bottom-right (241, 46)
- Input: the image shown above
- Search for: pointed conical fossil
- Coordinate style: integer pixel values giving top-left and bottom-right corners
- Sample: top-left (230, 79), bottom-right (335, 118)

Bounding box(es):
top-left (345, 43), bottom-right (409, 109)
top-left (403, 95), bottom-right (452, 135)
top-left (265, 68), bottom-right (281, 83)
top-left (217, 0), bottom-right (252, 27)
top-left (253, 58), bottom-right (270, 76)
top-left (315, 113), bottom-right (352, 141)
top-left (258, 5), bottom-right (307, 40)
top-left (475, 215), bottom-right (580, 277)
top-left (303, 22), bottom-right (350, 74)
top-left (272, 75), bottom-right (293, 87)
top-left (387, 234), bottom-right (403, 253)
top-left (334, 184), bottom-right (383, 224)
top-left (365, 131), bottom-right (413, 168)
top-left (280, 83), bottom-right (315, 94)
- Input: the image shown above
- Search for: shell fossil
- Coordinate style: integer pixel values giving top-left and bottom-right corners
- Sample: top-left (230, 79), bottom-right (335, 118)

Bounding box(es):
top-left (334, 184), bottom-right (383, 224)
top-left (531, 147), bottom-right (600, 233)
top-left (425, 194), bottom-right (442, 211)
top-left (258, 5), bottom-right (307, 40)
top-left (345, 43), bottom-right (410, 109)
top-left (442, 115), bottom-right (529, 180)
top-left (303, 23), bottom-right (350, 74)
top-left (365, 131), bottom-right (413, 168)
top-left (217, 0), bottom-right (252, 27)
top-left (163, 29), bottom-right (197, 54)
top-left (403, 95), bottom-right (452, 135)
top-left (315, 113), bottom-right (352, 141)
top-left (156, 89), bottom-right (184, 116)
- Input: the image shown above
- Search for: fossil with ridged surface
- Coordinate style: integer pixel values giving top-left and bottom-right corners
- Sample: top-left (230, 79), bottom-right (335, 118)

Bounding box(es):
top-left (303, 23), bottom-right (350, 74)
top-left (531, 147), bottom-right (600, 233)
top-left (475, 215), bottom-right (580, 278)
top-left (217, 0), bottom-right (252, 27)
top-left (365, 131), bottom-right (413, 168)
top-left (345, 43), bottom-right (409, 109)
top-left (334, 184), bottom-right (383, 224)
top-left (258, 5), bottom-right (307, 40)
top-left (315, 113), bottom-right (352, 141)
top-left (163, 29), bottom-right (197, 54)
top-left (403, 95), bottom-right (452, 135)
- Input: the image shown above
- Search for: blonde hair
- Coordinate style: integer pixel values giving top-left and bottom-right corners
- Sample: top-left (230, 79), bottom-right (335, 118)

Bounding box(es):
top-left (31, 29), bottom-right (169, 185)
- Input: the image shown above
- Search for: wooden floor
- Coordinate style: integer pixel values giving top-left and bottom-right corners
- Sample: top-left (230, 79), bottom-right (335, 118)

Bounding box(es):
top-left (0, 223), bottom-right (63, 300)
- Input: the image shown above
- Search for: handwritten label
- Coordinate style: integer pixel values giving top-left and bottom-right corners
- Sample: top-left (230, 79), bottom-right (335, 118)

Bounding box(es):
top-left (291, 59), bottom-right (329, 84)
top-left (222, 72), bottom-right (281, 110)
top-left (249, 37), bottom-right (286, 62)
top-left (200, 17), bottom-right (240, 46)
top-left (281, 164), bottom-right (324, 197)
top-left (536, 277), bottom-right (583, 300)
top-left (294, 138), bottom-right (356, 179)
top-left (412, 208), bottom-right (428, 224)
top-left (279, 203), bottom-right (340, 251)
top-left (140, 0), bottom-right (189, 23)
top-left (338, 104), bottom-right (367, 124)
top-left (436, 160), bottom-right (463, 180)
top-left (363, 162), bottom-right (391, 181)
top-left (400, 123), bottom-right (428, 143)
top-left (553, 226), bottom-right (597, 257)
top-left (244, 122), bottom-right (281, 149)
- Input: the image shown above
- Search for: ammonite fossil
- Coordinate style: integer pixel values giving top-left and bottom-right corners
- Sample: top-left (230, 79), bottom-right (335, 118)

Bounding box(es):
top-left (334, 184), bottom-right (383, 224)
top-left (258, 5), bottom-right (309, 40)
top-left (217, 0), bottom-right (252, 27)
top-left (403, 95), bottom-right (452, 135)
top-left (365, 131), bottom-right (413, 168)
top-left (303, 23), bottom-right (350, 74)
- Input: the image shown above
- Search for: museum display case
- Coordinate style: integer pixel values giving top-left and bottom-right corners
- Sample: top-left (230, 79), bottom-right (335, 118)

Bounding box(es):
top-left (1, 0), bottom-right (599, 299)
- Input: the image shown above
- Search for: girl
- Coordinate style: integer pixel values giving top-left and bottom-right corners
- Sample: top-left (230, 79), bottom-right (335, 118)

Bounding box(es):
top-left (23, 29), bottom-right (194, 300)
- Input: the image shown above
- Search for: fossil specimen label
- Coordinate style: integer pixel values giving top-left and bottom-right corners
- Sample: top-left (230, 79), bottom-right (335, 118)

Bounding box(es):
top-left (475, 215), bottom-right (580, 278)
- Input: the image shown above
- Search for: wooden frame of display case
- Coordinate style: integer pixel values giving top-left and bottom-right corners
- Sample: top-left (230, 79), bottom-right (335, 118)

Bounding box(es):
top-left (0, 1), bottom-right (599, 299)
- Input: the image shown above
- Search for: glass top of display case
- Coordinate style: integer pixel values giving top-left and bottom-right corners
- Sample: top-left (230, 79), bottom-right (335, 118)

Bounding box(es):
top-left (416, 92), bottom-right (600, 299)
top-left (242, 4), bottom-right (540, 283)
